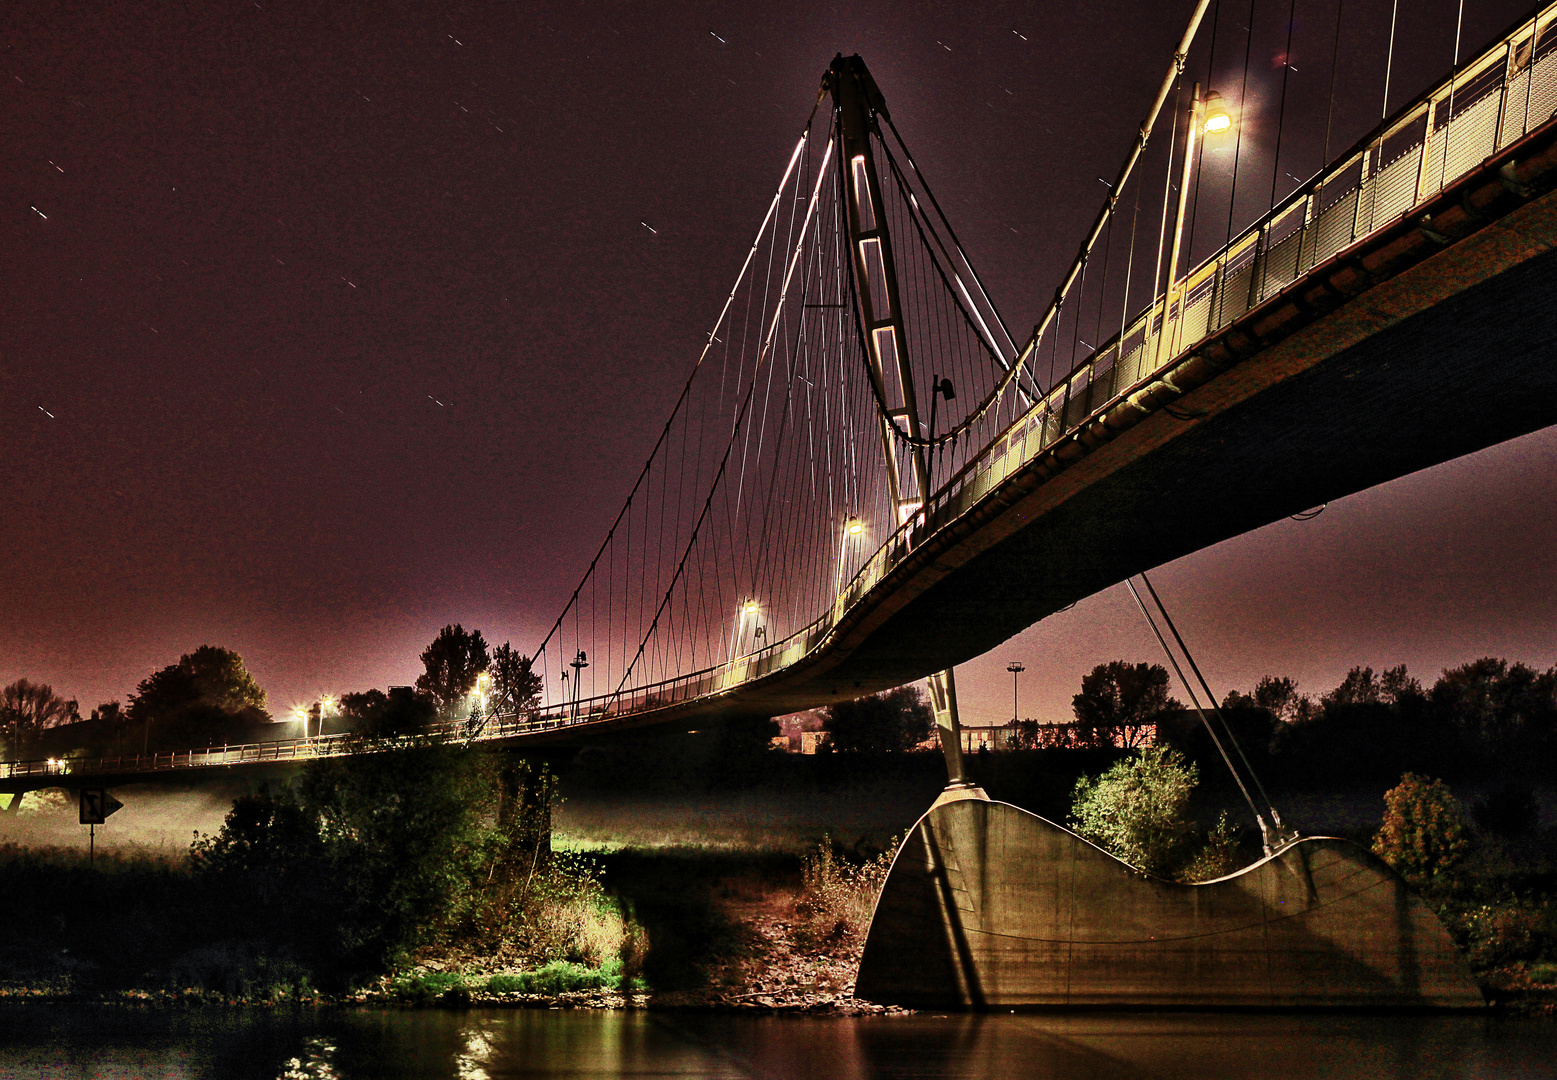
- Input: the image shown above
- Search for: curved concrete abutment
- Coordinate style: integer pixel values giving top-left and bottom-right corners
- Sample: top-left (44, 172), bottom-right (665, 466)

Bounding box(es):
top-left (855, 797), bottom-right (1482, 1010)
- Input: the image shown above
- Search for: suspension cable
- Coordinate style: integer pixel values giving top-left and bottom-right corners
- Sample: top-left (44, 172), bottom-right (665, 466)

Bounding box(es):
top-left (1138, 571), bottom-right (1286, 834)
top-left (1125, 577), bottom-right (1274, 851)
top-left (1381, 0), bottom-right (1400, 120)
top-left (1322, 0), bottom-right (1346, 167)
top-left (611, 138), bottom-right (837, 704)
top-left (1268, 0), bottom-right (1300, 211)
top-left (1225, 0), bottom-right (1257, 249)
top-left (531, 111), bottom-right (818, 665)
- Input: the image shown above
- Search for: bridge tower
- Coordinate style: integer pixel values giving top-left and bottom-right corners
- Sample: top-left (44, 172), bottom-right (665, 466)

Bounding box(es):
top-left (825, 55), bottom-right (980, 796)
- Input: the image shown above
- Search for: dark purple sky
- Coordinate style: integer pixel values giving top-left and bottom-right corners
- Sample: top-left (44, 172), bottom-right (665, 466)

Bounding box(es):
top-left (4, 0), bottom-right (1552, 727)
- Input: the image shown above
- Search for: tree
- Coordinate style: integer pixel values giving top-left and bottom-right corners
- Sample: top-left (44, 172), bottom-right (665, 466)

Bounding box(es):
top-left (1324, 665), bottom-right (1381, 707)
top-left (1372, 773), bottom-right (1472, 893)
top-left (338, 686), bottom-right (437, 741)
top-left (87, 701), bottom-right (131, 755)
top-left (490, 642), bottom-right (542, 716)
top-left (1072, 661), bottom-right (1180, 747)
top-left (1069, 745), bottom-right (1199, 878)
top-left (1221, 674), bottom-right (1317, 725)
top-left (1379, 664), bottom-right (1424, 706)
top-left (416, 624), bottom-right (490, 711)
top-left (0, 679), bottom-right (80, 758)
top-left (192, 737), bottom-right (495, 984)
top-left (1429, 657), bottom-right (1557, 753)
top-left (127, 646), bottom-right (269, 751)
top-left (823, 685), bottom-right (934, 753)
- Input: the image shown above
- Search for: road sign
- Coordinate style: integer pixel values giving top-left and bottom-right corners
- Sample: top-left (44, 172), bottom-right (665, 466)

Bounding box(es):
top-left (79, 789), bottom-right (123, 825)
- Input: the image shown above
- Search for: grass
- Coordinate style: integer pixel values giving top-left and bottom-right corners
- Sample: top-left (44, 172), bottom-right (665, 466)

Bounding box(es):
top-left (390, 958), bottom-right (645, 1002)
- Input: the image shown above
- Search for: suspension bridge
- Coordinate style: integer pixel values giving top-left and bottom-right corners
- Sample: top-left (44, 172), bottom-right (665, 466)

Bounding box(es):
top-left (6, 0), bottom-right (1557, 789)
top-left (9, 0), bottom-right (1554, 1010)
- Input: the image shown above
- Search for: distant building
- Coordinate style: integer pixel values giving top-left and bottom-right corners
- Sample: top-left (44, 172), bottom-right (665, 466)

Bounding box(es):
top-left (961, 722), bottom-right (1015, 753)
top-left (799, 730), bottom-right (830, 755)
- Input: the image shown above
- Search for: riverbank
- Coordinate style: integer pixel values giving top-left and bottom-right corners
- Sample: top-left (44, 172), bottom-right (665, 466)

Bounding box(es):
top-left (0, 838), bottom-right (905, 1014)
top-left (3, 752), bottom-right (1555, 1016)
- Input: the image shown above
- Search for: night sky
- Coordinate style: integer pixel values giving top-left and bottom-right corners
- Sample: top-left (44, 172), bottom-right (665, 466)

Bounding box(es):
top-left (5, 0), bottom-right (1554, 728)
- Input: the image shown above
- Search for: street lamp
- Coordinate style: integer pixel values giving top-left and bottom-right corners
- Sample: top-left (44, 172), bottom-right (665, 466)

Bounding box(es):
top-left (1160, 81), bottom-right (1238, 366)
top-left (1006, 661), bottom-right (1026, 725)
top-left (569, 651), bottom-right (589, 717)
top-left (317, 695), bottom-right (334, 739)
top-left (926, 376), bottom-right (956, 490)
top-left (1202, 90), bottom-right (1232, 134)
top-left (729, 599), bottom-right (761, 662)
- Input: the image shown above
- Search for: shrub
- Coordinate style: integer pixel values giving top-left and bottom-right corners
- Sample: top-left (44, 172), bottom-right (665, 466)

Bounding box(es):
top-left (1182, 811), bottom-right (1241, 882)
top-left (1069, 746), bottom-right (1199, 878)
top-left (1459, 903), bottom-right (1546, 969)
top-left (517, 852), bottom-right (633, 968)
top-left (798, 835), bottom-right (896, 938)
top-left (1372, 773), bottom-right (1472, 893)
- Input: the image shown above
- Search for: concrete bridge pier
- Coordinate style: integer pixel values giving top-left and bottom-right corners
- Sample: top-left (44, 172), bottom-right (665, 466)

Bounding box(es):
top-left (924, 668), bottom-right (987, 803)
top-left (855, 797), bottom-right (1483, 1009)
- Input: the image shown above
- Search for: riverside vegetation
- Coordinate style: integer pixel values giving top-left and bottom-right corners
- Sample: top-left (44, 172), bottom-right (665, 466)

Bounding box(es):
top-left (2, 644), bottom-right (1554, 1010)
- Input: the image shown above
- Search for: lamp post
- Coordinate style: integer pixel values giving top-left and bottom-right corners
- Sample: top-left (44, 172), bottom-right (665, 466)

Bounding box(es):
top-left (926, 377), bottom-right (956, 496)
top-left (317, 695), bottom-right (334, 739)
top-left (569, 651), bottom-right (589, 718)
top-left (729, 599), bottom-right (759, 663)
top-left (1006, 661), bottom-right (1026, 726)
top-left (1160, 81), bottom-right (1236, 364)
top-left (834, 516), bottom-right (865, 599)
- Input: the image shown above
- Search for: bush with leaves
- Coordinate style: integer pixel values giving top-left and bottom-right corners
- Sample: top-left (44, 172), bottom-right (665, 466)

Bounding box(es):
top-left (1068, 746), bottom-right (1246, 881)
top-left (1069, 746), bottom-right (1198, 878)
top-left (798, 835), bottom-right (897, 941)
top-left (1371, 773), bottom-right (1472, 894)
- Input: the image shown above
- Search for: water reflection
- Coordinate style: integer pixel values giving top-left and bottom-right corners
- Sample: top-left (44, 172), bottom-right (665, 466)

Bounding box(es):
top-left (0, 1007), bottom-right (1552, 1079)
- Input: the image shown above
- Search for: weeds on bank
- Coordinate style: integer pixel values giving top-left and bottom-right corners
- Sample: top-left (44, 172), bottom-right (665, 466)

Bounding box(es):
top-left (794, 835), bottom-right (897, 946)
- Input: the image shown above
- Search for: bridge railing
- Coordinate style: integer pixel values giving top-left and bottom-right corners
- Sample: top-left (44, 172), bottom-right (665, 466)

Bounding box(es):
top-left (915, 1), bottom-right (1557, 543)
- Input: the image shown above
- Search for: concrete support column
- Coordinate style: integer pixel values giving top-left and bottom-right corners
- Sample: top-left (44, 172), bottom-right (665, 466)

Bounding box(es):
top-left (926, 668), bottom-right (981, 793)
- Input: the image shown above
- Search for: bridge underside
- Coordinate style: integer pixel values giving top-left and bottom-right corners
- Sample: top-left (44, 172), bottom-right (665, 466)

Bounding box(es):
top-left (503, 133), bottom-right (1557, 745)
top-left (843, 202), bottom-right (1557, 693)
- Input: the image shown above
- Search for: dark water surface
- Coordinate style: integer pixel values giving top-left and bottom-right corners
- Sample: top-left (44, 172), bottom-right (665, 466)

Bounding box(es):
top-left (1, 1007), bottom-right (1555, 1079)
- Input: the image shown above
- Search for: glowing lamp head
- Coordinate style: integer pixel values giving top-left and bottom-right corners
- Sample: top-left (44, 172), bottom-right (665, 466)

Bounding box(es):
top-left (845, 517), bottom-right (864, 535)
top-left (1203, 91), bottom-right (1232, 134)
top-left (743, 599), bottom-right (759, 614)
top-left (292, 707), bottom-right (308, 721)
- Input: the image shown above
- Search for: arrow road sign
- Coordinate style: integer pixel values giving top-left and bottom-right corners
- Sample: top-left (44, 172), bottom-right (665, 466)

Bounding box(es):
top-left (79, 789), bottom-right (124, 825)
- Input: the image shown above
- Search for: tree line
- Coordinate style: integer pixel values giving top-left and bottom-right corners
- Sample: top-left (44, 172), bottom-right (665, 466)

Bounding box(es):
top-left (1, 624), bottom-right (542, 760)
top-left (800, 654), bottom-right (1557, 782)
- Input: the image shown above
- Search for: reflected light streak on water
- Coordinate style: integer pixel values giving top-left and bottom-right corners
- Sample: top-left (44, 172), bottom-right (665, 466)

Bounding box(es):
top-left (0, 1008), bottom-right (1555, 1079)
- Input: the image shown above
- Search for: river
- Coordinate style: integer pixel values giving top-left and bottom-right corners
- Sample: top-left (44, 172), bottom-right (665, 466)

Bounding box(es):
top-left (2, 1007), bottom-right (1555, 1078)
